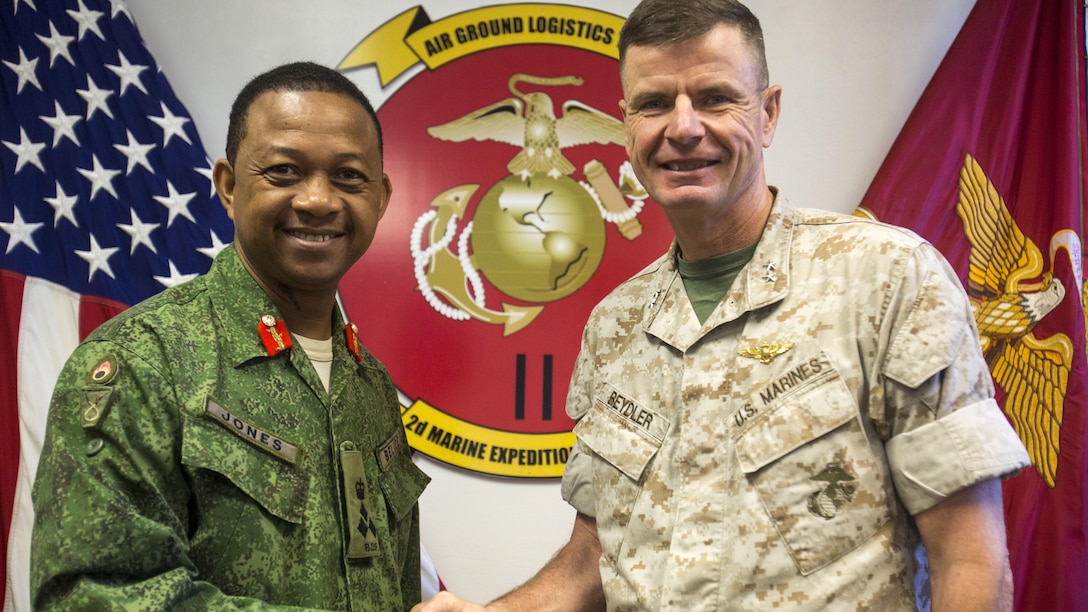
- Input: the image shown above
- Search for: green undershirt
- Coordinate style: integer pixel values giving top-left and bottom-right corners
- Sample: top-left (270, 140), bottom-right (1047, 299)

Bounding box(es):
top-left (677, 242), bottom-right (759, 325)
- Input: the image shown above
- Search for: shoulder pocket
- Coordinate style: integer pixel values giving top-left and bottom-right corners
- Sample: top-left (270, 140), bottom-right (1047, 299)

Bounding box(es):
top-left (884, 269), bottom-right (967, 388)
top-left (734, 361), bottom-right (890, 575)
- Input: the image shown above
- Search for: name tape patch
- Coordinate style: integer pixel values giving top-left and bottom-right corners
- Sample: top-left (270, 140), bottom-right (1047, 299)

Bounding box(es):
top-left (376, 434), bottom-right (404, 471)
top-left (598, 383), bottom-right (669, 443)
top-left (205, 398), bottom-right (299, 464)
top-left (732, 353), bottom-right (834, 430)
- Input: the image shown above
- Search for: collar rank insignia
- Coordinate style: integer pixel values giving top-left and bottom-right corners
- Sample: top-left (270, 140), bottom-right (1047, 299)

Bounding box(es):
top-left (258, 314), bottom-right (293, 356)
top-left (738, 342), bottom-right (794, 364)
top-left (344, 323), bottom-right (364, 363)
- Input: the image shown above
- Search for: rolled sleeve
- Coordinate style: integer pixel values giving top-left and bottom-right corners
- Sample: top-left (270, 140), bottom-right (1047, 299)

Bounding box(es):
top-left (886, 398), bottom-right (1030, 514)
top-left (560, 439), bottom-right (597, 517)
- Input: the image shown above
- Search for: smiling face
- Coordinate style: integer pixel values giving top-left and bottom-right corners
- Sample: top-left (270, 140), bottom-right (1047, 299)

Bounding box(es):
top-left (214, 90), bottom-right (391, 303)
top-left (620, 24), bottom-right (780, 246)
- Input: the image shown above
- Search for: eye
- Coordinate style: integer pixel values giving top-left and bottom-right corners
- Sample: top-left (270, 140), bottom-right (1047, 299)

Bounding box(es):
top-left (332, 167), bottom-right (370, 191)
top-left (262, 164), bottom-right (299, 183)
top-left (702, 94), bottom-right (734, 108)
top-left (633, 98), bottom-right (670, 115)
top-left (337, 168), bottom-right (364, 180)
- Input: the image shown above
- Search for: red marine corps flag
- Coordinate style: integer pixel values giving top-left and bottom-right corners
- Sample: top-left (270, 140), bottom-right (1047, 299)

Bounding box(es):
top-left (854, 1), bottom-right (1088, 610)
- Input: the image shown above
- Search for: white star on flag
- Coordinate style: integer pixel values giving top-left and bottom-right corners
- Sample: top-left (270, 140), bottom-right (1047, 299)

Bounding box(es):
top-left (2, 48), bottom-right (42, 93)
top-left (40, 101), bottom-right (83, 146)
top-left (3, 128), bottom-right (47, 173)
top-left (36, 22), bottom-right (76, 67)
top-left (0, 207), bottom-right (44, 254)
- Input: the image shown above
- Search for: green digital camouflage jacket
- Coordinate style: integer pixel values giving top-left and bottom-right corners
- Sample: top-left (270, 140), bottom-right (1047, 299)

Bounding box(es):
top-left (31, 245), bottom-right (430, 611)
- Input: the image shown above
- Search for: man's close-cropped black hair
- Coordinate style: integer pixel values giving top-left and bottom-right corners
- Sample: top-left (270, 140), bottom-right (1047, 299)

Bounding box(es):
top-left (224, 61), bottom-right (382, 166)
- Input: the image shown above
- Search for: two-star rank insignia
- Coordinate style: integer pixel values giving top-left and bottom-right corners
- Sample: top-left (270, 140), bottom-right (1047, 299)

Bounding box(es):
top-left (738, 342), bottom-right (794, 364)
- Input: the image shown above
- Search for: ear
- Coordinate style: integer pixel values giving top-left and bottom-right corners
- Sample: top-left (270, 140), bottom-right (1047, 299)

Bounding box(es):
top-left (212, 158), bottom-right (236, 219)
top-left (761, 85), bottom-right (782, 148)
top-left (619, 98), bottom-right (633, 156)
top-left (377, 173), bottom-right (393, 220)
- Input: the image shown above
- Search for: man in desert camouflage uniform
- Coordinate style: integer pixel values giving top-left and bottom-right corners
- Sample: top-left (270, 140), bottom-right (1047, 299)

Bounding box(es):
top-left (414, 1), bottom-right (1030, 611)
top-left (31, 62), bottom-right (429, 610)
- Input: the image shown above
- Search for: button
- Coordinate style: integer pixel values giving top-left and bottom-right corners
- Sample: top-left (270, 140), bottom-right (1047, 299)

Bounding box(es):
top-left (86, 438), bottom-right (104, 456)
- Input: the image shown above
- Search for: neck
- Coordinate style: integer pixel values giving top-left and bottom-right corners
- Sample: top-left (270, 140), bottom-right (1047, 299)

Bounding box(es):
top-left (275, 296), bottom-right (336, 340)
top-left (670, 187), bottom-right (774, 261)
top-left (233, 246), bottom-right (339, 340)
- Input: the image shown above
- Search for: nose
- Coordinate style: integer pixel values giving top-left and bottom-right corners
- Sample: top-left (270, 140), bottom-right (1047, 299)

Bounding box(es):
top-left (664, 96), bottom-right (704, 143)
top-left (293, 175), bottom-right (341, 216)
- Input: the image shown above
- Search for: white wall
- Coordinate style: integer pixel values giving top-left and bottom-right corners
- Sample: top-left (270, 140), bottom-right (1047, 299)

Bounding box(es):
top-left (124, 0), bottom-right (975, 602)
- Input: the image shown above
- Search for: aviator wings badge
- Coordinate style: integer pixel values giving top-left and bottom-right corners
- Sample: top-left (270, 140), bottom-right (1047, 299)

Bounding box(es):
top-left (738, 342), bottom-right (794, 365)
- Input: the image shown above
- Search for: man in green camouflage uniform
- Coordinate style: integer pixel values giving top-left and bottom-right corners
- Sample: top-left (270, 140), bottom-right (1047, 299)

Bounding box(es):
top-left (414, 1), bottom-right (1029, 611)
top-left (31, 62), bottom-right (429, 610)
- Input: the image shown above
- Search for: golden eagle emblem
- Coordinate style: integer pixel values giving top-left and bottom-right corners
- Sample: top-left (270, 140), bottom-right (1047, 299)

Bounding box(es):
top-left (957, 153), bottom-right (1072, 488)
top-left (426, 73), bottom-right (627, 180)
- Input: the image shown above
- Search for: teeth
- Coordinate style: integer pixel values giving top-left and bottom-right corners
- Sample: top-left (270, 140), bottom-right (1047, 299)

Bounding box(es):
top-left (289, 231), bottom-right (332, 242)
top-left (666, 161), bottom-right (712, 171)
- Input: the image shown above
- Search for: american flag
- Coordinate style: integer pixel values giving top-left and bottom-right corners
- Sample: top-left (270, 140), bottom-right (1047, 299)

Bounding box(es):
top-left (0, 0), bottom-right (234, 608)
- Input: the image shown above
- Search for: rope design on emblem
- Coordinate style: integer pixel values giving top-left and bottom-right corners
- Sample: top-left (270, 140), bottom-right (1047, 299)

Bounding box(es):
top-left (580, 179), bottom-right (645, 224)
top-left (409, 210), bottom-right (485, 320)
top-left (458, 220), bottom-right (485, 306)
top-left (618, 161), bottom-right (648, 202)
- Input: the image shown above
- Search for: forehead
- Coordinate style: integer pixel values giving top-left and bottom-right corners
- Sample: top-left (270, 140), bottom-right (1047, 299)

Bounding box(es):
top-left (621, 24), bottom-right (759, 94)
top-left (242, 90), bottom-right (377, 145)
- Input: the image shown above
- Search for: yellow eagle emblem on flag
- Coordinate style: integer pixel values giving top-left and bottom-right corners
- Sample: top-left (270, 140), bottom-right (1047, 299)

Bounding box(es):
top-left (957, 153), bottom-right (1072, 488)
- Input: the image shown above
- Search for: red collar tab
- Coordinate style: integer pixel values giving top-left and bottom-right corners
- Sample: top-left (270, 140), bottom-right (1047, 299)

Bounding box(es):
top-left (345, 323), bottom-right (363, 363)
top-left (258, 314), bottom-right (293, 356)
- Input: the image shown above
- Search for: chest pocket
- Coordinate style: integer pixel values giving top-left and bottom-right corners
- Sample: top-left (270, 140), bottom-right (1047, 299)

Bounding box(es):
top-left (733, 361), bottom-right (890, 575)
top-left (572, 386), bottom-right (668, 528)
top-left (182, 408), bottom-right (307, 524)
top-left (373, 445), bottom-right (429, 571)
top-left (377, 443), bottom-right (429, 522)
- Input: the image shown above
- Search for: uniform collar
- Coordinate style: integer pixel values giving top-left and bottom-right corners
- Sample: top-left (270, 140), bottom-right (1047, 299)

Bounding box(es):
top-left (206, 245), bottom-right (366, 367)
top-left (643, 189), bottom-right (794, 349)
top-left (724, 188), bottom-right (793, 316)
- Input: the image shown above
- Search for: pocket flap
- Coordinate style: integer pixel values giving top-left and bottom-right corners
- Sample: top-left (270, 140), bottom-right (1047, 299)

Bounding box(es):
top-left (734, 372), bottom-right (857, 473)
top-left (183, 407), bottom-right (306, 524)
top-left (573, 388), bottom-right (667, 481)
top-left (378, 446), bottom-right (430, 521)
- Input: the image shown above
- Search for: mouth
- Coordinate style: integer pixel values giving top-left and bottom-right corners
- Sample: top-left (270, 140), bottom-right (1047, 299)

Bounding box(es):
top-left (662, 160), bottom-right (715, 171)
top-left (285, 229), bottom-right (340, 243)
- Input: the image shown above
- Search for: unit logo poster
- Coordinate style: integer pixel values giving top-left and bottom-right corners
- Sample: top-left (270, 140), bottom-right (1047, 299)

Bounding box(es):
top-left (338, 4), bottom-right (672, 477)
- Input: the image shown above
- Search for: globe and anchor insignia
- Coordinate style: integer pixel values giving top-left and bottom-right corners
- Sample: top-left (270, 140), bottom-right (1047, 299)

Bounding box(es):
top-left (410, 73), bottom-right (648, 335)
